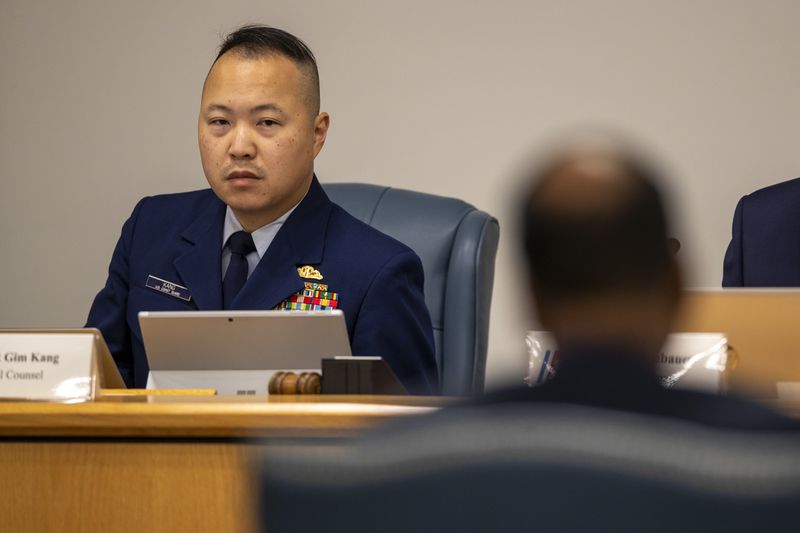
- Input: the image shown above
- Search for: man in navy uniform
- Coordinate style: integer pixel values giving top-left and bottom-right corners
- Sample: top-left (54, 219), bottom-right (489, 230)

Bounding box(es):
top-left (723, 177), bottom-right (800, 287)
top-left (86, 25), bottom-right (438, 394)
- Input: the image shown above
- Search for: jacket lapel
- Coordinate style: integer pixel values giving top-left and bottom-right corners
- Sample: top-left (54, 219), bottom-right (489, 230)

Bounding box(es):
top-left (231, 176), bottom-right (333, 310)
top-left (173, 194), bottom-right (226, 310)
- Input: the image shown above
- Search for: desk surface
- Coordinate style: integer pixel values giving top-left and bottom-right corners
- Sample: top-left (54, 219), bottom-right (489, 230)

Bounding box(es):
top-left (1, 393), bottom-right (798, 439)
top-left (0, 394), bottom-right (448, 438)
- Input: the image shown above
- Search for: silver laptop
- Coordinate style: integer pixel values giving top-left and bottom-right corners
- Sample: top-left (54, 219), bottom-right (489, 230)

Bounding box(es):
top-left (139, 310), bottom-right (351, 395)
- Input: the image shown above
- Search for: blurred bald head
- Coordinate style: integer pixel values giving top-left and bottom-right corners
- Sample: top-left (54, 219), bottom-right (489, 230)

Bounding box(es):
top-left (521, 136), bottom-right (681, 352)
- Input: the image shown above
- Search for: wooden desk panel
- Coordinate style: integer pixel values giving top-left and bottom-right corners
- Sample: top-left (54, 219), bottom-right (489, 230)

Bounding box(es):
top-left (0, 440), bottom-right (260, 533)
top-left (0, 395), bottom-right (444, 533)
top-left (674, 290), bottom-right (800, 397)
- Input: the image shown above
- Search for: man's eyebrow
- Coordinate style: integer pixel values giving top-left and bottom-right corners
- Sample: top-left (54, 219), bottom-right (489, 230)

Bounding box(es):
top-left (204, 103), bottom-right (286, 115)
top-left (250, 103), bottom-right (285, 115)
top-left (205, 103), bottom-right (233, 113)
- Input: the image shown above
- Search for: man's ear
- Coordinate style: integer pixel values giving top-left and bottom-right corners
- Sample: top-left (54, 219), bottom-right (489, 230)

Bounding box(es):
top-left (312, 112), bottom-right (330, 158)
top-left (667, 237), bottom-right (681, 255)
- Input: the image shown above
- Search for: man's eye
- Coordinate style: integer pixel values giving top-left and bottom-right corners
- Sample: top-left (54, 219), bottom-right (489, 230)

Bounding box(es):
top-left (209, 119), bottom-right (229, 126)
top-left (259, 119), bottom-right (278, 127)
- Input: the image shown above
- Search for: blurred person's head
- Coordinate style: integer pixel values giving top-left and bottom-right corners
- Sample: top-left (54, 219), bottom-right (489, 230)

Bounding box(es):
top-left (520, 135), bottom-right (681, 358)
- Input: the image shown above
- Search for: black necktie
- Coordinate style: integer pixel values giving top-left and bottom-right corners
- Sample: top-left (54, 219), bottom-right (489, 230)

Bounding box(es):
top-left (222, 230), bottom-right (256, 309)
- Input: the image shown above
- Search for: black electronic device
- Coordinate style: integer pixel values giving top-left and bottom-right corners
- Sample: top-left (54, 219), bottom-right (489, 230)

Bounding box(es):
top-left (321, 356), bottom-right (407, 395)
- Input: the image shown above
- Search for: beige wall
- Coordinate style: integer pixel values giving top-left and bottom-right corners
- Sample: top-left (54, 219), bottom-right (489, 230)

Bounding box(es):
top-left (2, 0), bottom-right (799, 388)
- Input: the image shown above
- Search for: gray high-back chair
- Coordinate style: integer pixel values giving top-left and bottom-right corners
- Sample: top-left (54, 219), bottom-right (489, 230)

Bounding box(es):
top-left (261, 404), bottom-right (800, 533)
top-left (324, 183), bottom-right (499, 395)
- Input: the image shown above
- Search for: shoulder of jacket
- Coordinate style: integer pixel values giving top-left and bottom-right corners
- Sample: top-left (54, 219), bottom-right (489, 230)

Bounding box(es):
top-left (743, 177), bottom-right (800, 206)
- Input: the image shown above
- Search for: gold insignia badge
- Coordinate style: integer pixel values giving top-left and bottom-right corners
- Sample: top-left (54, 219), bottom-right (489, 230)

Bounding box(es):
top-left (296, 265), bottom-right (323, 280)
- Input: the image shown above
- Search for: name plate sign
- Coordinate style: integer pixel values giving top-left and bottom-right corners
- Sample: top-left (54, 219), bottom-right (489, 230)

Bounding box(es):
top-left (0, 332), bottom-right (97, 402)
top-left (525, 331), bottom-right (729, 393)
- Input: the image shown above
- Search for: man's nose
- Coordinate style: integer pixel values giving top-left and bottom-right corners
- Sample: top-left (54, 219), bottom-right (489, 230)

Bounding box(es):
top-left (228, 124), bottom-right (256, 159)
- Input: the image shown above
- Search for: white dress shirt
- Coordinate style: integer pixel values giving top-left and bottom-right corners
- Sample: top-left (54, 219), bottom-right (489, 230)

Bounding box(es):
top-left (221, 201), bottom-right (301, 279)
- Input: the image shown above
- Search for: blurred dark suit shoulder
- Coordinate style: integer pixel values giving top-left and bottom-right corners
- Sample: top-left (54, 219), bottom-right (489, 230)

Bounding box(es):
top-left (483, 347), bottom-right (800, 431)
top-left (723, 177), bottom-right (800, 287)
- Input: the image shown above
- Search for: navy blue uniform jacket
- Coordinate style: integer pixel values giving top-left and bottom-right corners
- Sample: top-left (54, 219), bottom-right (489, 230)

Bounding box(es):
top-left (723, 177), bottom-right (800, 287)
top-left (86, 177), bottom-right (439, 394)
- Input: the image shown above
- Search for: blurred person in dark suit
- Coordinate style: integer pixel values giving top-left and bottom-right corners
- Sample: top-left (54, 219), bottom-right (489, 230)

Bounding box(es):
top-left (259, 137), bottom-right (800, 533)
top-left (489, 137), bottom-right (799, 430)
top-left (722, 177), bottom-right (800, 287)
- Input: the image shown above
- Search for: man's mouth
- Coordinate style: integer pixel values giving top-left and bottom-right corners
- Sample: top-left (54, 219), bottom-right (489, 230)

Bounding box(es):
top-left (226, 170), bottom-right (260, 181)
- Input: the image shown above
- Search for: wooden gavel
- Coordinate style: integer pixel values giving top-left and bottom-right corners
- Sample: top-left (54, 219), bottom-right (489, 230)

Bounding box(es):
top-left (268, 371), bottom-right (322, 394)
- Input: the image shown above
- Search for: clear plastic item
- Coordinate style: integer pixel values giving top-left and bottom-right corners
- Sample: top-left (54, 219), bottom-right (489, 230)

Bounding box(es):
top-left (525, 331), bottom-right (729, 393)
top-left (524, 331), bottom-right (559, 387)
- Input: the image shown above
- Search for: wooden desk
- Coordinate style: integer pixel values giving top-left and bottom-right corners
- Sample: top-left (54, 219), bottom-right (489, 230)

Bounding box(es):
top-left (0, 395), bottom-right (444, 533)
top-left (3, 393), bottom-right (798, 533)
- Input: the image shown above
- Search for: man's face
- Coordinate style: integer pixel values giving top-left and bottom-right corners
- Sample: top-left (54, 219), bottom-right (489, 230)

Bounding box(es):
top-left (198, 52), bottom-right (329, 229)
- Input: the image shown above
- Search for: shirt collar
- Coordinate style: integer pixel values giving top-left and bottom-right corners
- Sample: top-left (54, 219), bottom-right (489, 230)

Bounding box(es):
top-left (222, 196), bottom-right (303, 259)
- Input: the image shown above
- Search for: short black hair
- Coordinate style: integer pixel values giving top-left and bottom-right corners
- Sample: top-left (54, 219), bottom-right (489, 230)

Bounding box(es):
top-left (521, 150), bottom-right (673, 301)
top-left (214, 25), bottom-right (320, 113)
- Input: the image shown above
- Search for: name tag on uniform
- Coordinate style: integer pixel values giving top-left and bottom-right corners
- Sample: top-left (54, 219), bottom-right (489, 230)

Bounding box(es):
top-left (145, 275), bottom-right (192, 302)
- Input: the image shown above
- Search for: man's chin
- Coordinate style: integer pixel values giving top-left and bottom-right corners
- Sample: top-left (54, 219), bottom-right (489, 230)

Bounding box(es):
top-left (225, 201), bottom-right (274, 215)
top-left (210, 188), bottom-right (270, 209)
